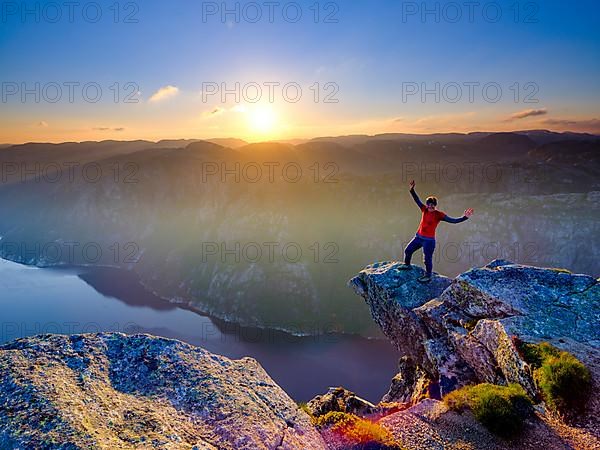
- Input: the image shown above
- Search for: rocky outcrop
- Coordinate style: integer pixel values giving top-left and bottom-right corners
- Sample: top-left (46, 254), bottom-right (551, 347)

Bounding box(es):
top-left (380, 356), bottom-right (434, 404)
top-left (0, 333), bottom-right (326, 450)
top-left (306, 387), bottom-right (377, 417)
top-left (349, 262), bottom-right (451, 370)
top-left (350, 260), bottom-right (600, 401)
top-left (376, 397), bottom-right (600, 450)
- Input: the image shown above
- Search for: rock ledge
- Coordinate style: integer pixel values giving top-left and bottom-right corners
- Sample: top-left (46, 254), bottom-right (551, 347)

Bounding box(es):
top-left (0, 333), bottom-right (326, 450)
top-left (349, 260), bottom-right (600, 401)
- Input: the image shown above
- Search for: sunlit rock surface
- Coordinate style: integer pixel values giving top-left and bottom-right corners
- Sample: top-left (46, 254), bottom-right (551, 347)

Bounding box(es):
top-left (0, 333), bottom-right (326, 450)
top-left (350, 260), bottom-right (600, 401)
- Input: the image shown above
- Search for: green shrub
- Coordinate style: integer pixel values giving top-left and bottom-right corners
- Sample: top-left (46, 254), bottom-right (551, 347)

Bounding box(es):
top-left (313, 411), bottom-right (349, 429)
top-left (297, 402), bottom-right (312, 418)
top-left (516, 340), bottom-right (560, 369)
top-left (515, 340), bottom-right (592, 415)
top-left (535, 352), bottom-right (591, 414)
top-left (444, 383), bottom-right (532, 439)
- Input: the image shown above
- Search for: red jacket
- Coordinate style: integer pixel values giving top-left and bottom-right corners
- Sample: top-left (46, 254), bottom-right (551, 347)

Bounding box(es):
top-left (410, 188), bottom-right (468, 238)
top-left (416, 205), bottom-right (447, 239)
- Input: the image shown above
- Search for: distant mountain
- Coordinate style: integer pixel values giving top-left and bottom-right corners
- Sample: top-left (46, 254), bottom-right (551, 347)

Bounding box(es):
top-left (156, 139), bottom-right (205, 148)
top-left (206, 138), bottom-right (249, 148)
top-left (310, 134), bottom-right (373, 147)
top-left (0, 133), bottom-right (598, 336)
top-left (142, 138), bottom-right (249, 149)
top-left (528, 140), bottom-right (600, 165)
top-left (514, 129), bottom-right (600, 145)
top-left (471, 132), bottom-right (537, 160)
top-left (2, 130), bottom-right (597, 153)
top-left (311, 130), bottom-right (599, 148)
top-left (372, 132), bottom-right (482, 143)
top-left (268, 138), bottom-right (310, 145)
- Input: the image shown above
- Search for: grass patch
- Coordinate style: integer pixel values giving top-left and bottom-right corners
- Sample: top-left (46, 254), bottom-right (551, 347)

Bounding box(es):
top-left (516, 341), bottom-right (560, 369)
top-left (535, 353), bottom-right (591, 414)
top-left (297, 402), bottom-right (312, 418)
top-left (548, 268), bottom-right (572, 274)
top-left (515, 340), bottom-right (592, 416)
top-left (313, 411), bottom-right (349, 428)
top-left (314, 411), bottom-right (402, 449)
top-left (444, 383), bottom-right (532, 439)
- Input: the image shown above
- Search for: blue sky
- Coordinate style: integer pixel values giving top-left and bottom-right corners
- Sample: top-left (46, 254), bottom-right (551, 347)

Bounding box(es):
top-left (1, 0), bottom-right (599, 142)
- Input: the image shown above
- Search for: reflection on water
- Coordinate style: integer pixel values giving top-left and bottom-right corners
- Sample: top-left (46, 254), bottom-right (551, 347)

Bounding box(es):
top-left (0, 258), bottom-right (399, 402)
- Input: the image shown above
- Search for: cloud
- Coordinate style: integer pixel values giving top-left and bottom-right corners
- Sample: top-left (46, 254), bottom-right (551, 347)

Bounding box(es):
top-left (336, 112), bottom-right (480, 136)
top-left (507, 108), bottom-right (548, 120)
top-left (92, 127), bottom-right (125, 132)
top-left (201, 106), bottom-right (229, 118)
top-left (149, 85), bottom-right (180, 103)
top-left (201, 105), bottom-right (248, 119)
top-left (199, 104), bottom-right (251, 120)
top-left (37, 121), bottom-right (49, 127)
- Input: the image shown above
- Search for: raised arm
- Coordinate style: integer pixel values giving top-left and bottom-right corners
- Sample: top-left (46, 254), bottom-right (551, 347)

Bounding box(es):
top-left (409, 180), bottom-right (424, 209)
top-left (442, 208), bottom-right (474, 224)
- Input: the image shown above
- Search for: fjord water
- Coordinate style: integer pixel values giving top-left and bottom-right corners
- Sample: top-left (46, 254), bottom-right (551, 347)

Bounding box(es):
top-left (0, 258), bottom-right (398, 402)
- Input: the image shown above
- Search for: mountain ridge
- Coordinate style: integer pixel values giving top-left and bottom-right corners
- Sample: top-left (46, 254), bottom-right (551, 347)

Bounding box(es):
top-left (0, 135), bottom-right (598, 336)
top-left (1, 129), bottom-right (598, 149)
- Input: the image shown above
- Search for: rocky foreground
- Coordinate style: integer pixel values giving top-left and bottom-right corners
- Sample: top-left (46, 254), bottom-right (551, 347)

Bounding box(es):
top-left (345, 260), bottom-right (600, 449)
top-left (0, 333), bottom-right (326, 449)
top-left (0, 260), bottom-right (598, 449)
top-left (349, 260), bottom-right (599, 402)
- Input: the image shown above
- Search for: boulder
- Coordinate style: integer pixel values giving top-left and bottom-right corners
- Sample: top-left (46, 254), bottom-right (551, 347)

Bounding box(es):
top-left (0, 333), bottom-right (327, 450)
top-left (306, 387), bottom-right (377, 417)
top-left (349, 261), bottom-right (452, 372)
top-left (380, 356), bottom-right (433, 404)
top-left (350, 260), bottom-right (600, 401)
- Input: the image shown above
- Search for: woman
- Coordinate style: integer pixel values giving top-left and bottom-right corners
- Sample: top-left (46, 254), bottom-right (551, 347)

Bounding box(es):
top-left (398, 180), bottom-right (474, 282)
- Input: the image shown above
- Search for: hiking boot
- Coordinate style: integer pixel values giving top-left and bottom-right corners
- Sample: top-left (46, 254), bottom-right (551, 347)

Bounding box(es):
top-left (417, 274), bottom-right (432, 283)
top-left (397, 263), bottom-right (412, 271)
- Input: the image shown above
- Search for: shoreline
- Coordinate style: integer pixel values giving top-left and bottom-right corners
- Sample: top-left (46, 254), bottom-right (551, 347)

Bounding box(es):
top-left (0, 254), bottom-right (385, 341)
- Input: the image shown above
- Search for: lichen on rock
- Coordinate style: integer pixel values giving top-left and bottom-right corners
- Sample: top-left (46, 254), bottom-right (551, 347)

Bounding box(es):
top-left (0, 333), bottom-right (327, 450)
top-left (349, 260), bottom-right (600, 403)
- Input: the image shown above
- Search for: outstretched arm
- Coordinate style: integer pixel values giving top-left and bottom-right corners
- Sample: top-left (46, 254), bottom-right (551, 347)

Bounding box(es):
top-left (442, 215), bottom-right (468, 224)
top-left (442, 208), bottom-right (474, 224)
top-left (409, 180), bottom-right (424, 209)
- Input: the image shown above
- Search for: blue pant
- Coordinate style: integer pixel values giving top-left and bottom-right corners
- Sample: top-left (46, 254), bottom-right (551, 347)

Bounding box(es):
top-left (404, 235), bottom-right (436, 275)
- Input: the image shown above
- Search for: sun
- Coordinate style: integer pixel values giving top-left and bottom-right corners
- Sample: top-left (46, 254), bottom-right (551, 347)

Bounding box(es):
top-left (248, 105), bottom-right (278, 137)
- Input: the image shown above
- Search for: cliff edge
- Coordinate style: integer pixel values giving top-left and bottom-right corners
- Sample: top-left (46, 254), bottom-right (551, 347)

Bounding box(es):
top-left (0, 333), bottom-right (326, 450)
top-left (349, 259), bottom-right (599, 406)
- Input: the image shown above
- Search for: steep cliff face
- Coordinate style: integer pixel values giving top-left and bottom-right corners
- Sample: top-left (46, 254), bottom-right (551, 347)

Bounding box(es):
top-left (349, 260), bottom-right (600, 402)
top-left (1, 137), bottom-right (599, 337)
top-left (0, 333), bottom-right (326, 450)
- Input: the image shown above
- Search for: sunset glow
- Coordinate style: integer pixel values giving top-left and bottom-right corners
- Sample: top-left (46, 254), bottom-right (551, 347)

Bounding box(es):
top-left (1, 1), bottom-right (598, 144)
top-left (247, 105), bottom-right (278, 138)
